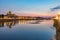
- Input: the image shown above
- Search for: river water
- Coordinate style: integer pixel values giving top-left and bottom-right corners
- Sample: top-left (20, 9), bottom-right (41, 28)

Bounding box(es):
top-left (0, 20), bottom-right (56, 40)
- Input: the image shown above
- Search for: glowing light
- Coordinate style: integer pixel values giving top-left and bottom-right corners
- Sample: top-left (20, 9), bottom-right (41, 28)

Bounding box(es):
top-left (58, 12), bottom-right (60, 15)
top-left (54, 16), bottom-right (58, 20)
top-left (54, 12), bottom-right (60, 20)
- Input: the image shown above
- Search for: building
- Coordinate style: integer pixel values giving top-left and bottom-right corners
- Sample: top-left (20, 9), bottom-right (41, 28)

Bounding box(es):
top-left (0, 11), bottom-right (19, 19)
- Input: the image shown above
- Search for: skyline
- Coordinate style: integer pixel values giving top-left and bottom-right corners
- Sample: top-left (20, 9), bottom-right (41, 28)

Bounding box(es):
top-left (0, 0), bottom-right (60, 17)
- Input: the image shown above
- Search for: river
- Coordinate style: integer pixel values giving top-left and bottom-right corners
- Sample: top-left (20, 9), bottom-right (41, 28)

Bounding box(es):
top-left (0, 20), bottom-right (56, 40)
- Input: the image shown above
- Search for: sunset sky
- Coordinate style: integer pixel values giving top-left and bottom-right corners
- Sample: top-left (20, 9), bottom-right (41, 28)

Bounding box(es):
top-left (0, 0), bottom-right (60, 17)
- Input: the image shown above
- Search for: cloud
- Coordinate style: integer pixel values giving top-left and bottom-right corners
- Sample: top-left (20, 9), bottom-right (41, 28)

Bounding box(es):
top-left (51, 5), bottom-right (60, 11)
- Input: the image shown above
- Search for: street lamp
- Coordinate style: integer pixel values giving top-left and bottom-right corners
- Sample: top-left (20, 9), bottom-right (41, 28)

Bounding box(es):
top-left (58, 12), bottom-right (60, 22)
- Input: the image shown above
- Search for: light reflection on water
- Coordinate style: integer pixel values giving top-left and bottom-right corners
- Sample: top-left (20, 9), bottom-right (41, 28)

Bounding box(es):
top-left (0, 20), bottom-right (56, 40)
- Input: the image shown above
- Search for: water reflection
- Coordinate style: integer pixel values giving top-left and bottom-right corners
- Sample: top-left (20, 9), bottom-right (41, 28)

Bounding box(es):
top-left (53, 19), bottom-right (60, 40)
top-left (0, 21), bottom-right (19, 28)
top-left (6, 21), bottom-right (18, 28)
top-left (0, 20), bottom-right (43, 28)
top-left (0, 20), bottom-right (55, 40)
top-left (0, 22), bottom-right (4, 27)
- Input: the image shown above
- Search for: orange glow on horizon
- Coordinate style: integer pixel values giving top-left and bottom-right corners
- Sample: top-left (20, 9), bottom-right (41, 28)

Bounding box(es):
top-left (17, 13), bottom-right (56, 17)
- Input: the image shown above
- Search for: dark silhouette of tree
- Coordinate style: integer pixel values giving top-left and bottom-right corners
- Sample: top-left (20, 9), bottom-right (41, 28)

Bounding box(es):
top-left (0, 14), bottom-right (4, 18)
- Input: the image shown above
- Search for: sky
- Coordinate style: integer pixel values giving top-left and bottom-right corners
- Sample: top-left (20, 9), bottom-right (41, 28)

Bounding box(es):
top-left (0, 0), bottom-right (60, 17)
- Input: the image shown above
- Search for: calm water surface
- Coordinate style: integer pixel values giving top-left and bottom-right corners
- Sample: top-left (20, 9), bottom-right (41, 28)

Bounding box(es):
top-left (0, 20), bottom-right (56, 40)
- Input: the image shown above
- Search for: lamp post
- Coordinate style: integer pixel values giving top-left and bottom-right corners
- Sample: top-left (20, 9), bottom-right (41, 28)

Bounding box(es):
top-left (58, 12), bottom-right (60, 22)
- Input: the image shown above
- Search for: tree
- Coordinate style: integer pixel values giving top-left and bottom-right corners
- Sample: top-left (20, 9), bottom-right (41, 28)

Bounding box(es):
top-left (0, 14), bottom-right (4, 18)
